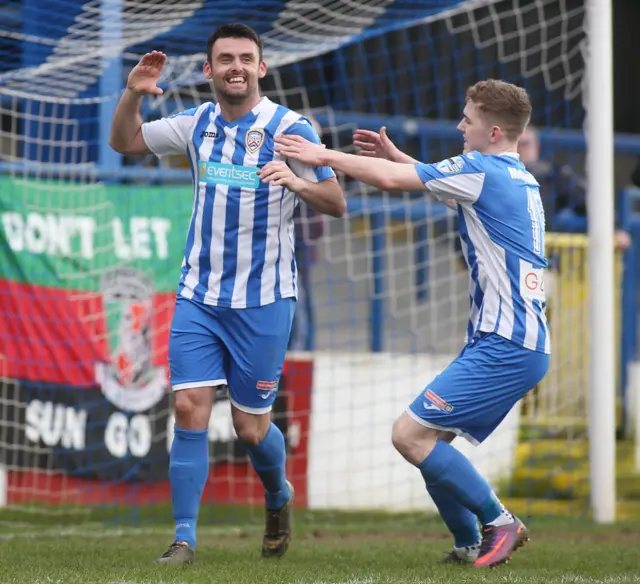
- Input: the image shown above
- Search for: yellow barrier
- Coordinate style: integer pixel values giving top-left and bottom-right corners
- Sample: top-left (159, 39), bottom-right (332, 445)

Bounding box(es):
top-left (521, 233), bottom-right (623, 430)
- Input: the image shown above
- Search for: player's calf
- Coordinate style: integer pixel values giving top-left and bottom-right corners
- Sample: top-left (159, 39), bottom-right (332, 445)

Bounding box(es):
top-left (234, 412), bottom-right (293, 558)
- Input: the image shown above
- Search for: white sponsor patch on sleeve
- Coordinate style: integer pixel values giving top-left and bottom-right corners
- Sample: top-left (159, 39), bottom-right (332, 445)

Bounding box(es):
top-left (436, 155), bottom-right (465, 174)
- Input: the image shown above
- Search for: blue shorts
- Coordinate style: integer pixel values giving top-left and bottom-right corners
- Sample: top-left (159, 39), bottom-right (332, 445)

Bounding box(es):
top-left (408, 333), bottom-right (550, 445)
top-left (168, 296), bottom-right (295, 414)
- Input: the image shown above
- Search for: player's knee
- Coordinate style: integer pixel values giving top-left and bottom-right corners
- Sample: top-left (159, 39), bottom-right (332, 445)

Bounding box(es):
top-left (391, 413), bottom-right (437, 463)
top-left (173, 388), bottom-right (212, 430)
top-left (234, 423), bottom-right (266, 447)
top-left (232, 407), bottom-right (271, 446)
top-left (391, 415), bottom-right (414, 456)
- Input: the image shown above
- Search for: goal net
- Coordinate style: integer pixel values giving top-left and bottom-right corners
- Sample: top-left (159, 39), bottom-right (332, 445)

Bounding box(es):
top-left (0, 0), bottom-right (609, 524)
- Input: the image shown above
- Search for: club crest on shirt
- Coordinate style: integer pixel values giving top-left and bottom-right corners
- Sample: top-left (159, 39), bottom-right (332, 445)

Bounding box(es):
top-left (246, 127), bottom-right (265, 154)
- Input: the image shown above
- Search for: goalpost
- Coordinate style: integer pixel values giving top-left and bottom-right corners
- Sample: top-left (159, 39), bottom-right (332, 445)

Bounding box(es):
top-left (0, 0), bottom-right (621, 524)
top-left (586, 0), bottom-right (615, 523)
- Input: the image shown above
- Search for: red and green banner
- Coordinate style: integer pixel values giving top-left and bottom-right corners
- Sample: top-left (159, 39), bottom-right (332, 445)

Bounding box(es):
top-left (0, 177), bottom-right (192, 387)
top-left (0, 176), bottom-right (312, 504)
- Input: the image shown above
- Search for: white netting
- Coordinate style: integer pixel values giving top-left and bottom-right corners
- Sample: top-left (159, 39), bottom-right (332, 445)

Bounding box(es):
top-left (0, 0), bottom-right (596, 520)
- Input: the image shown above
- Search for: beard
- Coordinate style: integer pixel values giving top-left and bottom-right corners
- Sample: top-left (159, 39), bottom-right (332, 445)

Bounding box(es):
top-left (213, 78), bottom-right (257, 105)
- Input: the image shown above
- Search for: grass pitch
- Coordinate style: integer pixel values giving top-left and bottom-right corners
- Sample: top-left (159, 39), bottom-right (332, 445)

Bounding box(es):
top-left (1, 511), bottom-right (639, 584)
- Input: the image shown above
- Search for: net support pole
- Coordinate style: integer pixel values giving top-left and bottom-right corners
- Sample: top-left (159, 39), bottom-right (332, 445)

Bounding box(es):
top-left (370, 211), bottom-right (385, 352)
top-left (99, 0), bottom-right (123, 173)
top-left (586, 0), bottom-right (616, 523)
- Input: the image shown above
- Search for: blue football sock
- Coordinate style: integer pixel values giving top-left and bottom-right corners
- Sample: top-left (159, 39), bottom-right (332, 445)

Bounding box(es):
top-left (426, 481), bottom-right (481, 547)
top-left (246, 423), bottom-right (290, 509)
top-left (169, 425), bottom-right (209, 548)
top-left (418, 440), bottom-right (502, 525)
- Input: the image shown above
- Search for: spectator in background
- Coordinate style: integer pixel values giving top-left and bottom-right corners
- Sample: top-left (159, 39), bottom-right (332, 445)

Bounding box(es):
top-left (288, 113), bottom-right (326, 351)
top-left (518, 125), bottom-right (631, 250)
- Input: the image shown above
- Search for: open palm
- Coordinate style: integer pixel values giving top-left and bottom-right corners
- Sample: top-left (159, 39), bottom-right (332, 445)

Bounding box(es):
top-left (127, 51), bottom-right (166, 96)
top-left (353, 126), bottom-right (402, 161)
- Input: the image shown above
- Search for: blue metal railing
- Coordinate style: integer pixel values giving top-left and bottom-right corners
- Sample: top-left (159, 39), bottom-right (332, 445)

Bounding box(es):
top-left (346, 194), bottom-right (451, 352)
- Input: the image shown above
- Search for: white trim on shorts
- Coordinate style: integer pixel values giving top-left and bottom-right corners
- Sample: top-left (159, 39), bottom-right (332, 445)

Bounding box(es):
top-left (172, 379), bottom-right (227, 391)
top-left (406, 407), bottom-right (480, 446)
top-left (229, 396), bottom-right (273, 415)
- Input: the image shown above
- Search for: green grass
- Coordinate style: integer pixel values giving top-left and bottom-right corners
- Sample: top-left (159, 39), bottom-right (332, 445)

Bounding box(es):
top-left (1, 512), bottom-right (639, 584)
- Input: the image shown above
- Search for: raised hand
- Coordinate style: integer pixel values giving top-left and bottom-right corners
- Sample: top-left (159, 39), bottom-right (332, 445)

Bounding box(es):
top-left (353, 126), bottom-right (402, 161)
top-left (127, 51), bottom-right (166, 96)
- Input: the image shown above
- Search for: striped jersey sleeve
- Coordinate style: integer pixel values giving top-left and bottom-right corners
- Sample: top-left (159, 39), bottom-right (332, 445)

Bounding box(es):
top-left (279, 117), bottom-right (336, 183)
top-left (415, 153), bottom-right (486, 204)
top-left (141, 106), bottom-right (205, 157)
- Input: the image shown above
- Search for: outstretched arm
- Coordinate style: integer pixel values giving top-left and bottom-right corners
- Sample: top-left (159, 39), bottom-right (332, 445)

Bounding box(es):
top-left (353, 126), bottom-right (420, 164)
top-left (109, 51), bottom-right (166, 156)
top-left (353, 127), bottom-right (456, 209)
top-left (275, 135), bottom-right (425, 193)
top-left (276, 135), bottom-right (482, 210)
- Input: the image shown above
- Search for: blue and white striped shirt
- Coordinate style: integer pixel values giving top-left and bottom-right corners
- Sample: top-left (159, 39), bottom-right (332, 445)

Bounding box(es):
top-left (141, 97), bottom-right (335, 308)
top-left (416, 152), bottom-right (551, 354)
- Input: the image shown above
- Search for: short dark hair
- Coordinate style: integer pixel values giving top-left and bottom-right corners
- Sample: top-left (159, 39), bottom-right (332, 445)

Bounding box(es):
top-left (206, 23), bottom-right (263, 63)
top-left (466, 79), bottom-right (532, 141)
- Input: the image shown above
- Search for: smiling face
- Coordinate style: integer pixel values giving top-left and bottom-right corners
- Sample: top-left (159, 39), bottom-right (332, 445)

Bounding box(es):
top-left (205, 36), bottom-right (266, 106)
top-left (456, 100), bottom-right (500, 154)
